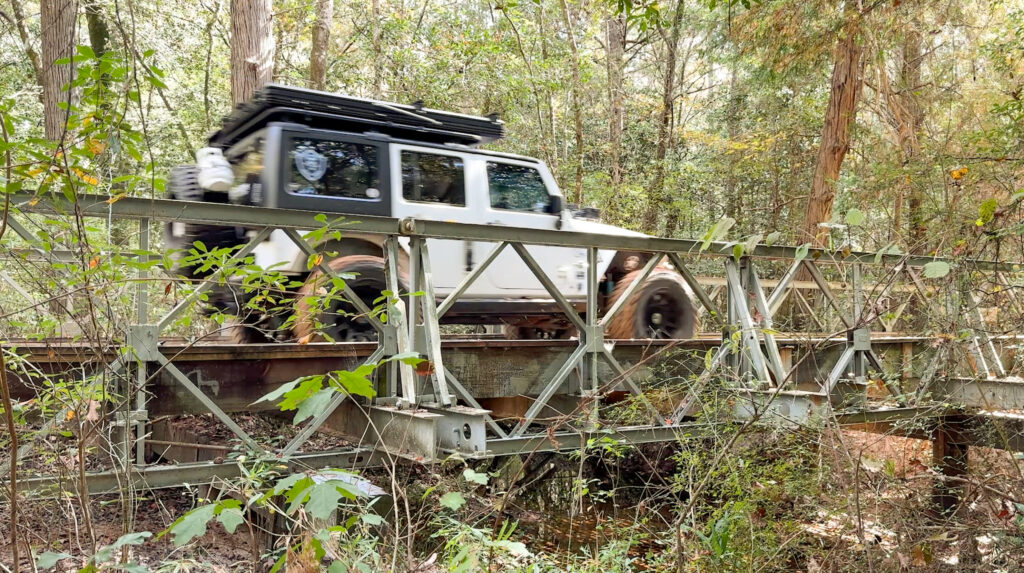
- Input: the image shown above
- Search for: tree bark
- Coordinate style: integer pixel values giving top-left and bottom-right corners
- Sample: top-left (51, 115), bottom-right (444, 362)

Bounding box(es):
top-left (230, 0), bottom-right (275, 106)
top-left (309, 0), bottom-right (332, 90)
top-left (801, 7), bottom-right (863, 247)
top-left (41, 0), bottom-right (77, 142)
top-left (900, 25), bottom-right (926, 252)
top-left (642, 0), bottom-right (685, 235)
top-left (605, 13), bottom-right (625, 214)
top-left (558, 0), bottom-right (584, 205)
top-left (84, 0), bottom-right (108, 58)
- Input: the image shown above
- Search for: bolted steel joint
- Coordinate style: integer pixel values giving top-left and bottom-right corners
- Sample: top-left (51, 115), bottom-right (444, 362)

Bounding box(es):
top-left (398, 218), bottom-right (418, 236)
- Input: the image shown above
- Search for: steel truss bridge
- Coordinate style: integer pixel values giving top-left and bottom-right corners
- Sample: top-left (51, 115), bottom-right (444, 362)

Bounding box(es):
top-left (2, 194), bottom-right (1023, 509)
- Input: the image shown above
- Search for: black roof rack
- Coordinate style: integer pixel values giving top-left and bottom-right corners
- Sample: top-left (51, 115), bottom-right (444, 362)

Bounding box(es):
top-left (209, 84), bottom-right (505, 148)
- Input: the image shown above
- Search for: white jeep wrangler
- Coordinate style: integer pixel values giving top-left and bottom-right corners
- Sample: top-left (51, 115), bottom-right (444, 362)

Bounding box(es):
top-left (166, 85), bottom-right (696, 342)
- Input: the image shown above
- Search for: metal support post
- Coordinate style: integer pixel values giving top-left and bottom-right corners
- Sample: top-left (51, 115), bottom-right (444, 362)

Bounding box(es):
top-left (134, 218), bottom-right (150, 465)
top-left (745, 262), bottom-right (787, 385)
top-left (932, 419), bottom-right (968, 516)
top-left (414, 239), bottom-right (452, 406)
top-left (725, 259), bottom-right (771, 386)
top-left (584, 247), bottom-right (600, 430)
top-left (384, 238), bottom-right (415, 406)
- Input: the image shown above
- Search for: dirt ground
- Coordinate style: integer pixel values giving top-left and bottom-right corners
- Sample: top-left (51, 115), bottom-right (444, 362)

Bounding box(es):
top-left (2, 428), bottom-right (1023, 571)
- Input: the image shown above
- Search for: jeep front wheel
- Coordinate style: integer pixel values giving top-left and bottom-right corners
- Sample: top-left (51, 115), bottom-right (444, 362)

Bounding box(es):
top-left (293, 255), bottom-right (408, 342)
top-left (604, 269), bottom-right (697, 339)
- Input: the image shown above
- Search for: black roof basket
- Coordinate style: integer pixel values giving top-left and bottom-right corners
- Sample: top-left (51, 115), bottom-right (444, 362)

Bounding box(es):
top-left (209, 84), bottom-right (504, 148)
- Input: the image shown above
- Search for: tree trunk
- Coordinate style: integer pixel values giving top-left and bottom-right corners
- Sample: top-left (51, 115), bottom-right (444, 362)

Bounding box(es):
top-left (309, 0), bottom-right (332, 90)
top-left (230, 0), bottom-right (275, 106)
top-left (84, 1), bottom-right (108, 58)
top-left (900, 26), bottom-right (926, 252)
top-left (801, 7), bottom-right (863, 247)
top-left (723, 57), bottom-right (741, 223)
top-left (559, 0), bottom-right (584, 205)
top-left (41, 0), bottom-right (77, 142)
top-left (642, 0), bottom-right (685, 235)
top-left (8, 0), bottom-right (43, 88)
top-left (605, 13), bottom-right (625, 215)
top-left (370, 0), bottom-right (382, 97)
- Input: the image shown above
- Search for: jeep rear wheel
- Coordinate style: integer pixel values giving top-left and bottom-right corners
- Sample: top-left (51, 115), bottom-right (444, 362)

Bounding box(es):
top-left (293, 255), bottom-right (408, 342)
top-left (605, 269), bottom-right (697, 339)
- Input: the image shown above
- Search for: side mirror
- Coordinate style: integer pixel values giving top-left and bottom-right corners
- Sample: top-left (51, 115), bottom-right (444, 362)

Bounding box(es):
top-left (547, 195), bottom-right (563, 215)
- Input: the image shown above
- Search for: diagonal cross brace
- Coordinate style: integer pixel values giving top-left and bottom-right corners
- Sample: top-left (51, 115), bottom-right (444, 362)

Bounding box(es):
top-left (155, 354), bottom-right (262, 452)
top-left (745, 263), bottom-right (788, 385)
top-left (158, 227), bottom-right (273, 331)
top-left (510, 344), bottom-right (588, 436)
top-left (282, 228), bottom-right (383, 333)
top-left (510, 242), bottom-right (587, 332)
top-left (280, 346), bottom-right (387, 457)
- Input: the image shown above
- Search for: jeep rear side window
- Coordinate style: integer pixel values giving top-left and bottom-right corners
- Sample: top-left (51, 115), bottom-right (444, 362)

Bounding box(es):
top-left (401, 151), bottom-right (466, 206)
top-left (487, 162), bottom-right (550, 213)
top-left (287, 138), bottom-right (381, 200)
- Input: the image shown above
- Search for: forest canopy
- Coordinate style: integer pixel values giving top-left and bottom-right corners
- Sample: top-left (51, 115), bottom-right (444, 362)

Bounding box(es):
top-left (0, 0), bottom-right (1022, 257)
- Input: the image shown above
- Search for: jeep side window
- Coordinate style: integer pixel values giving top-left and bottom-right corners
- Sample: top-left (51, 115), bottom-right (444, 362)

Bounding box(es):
top-left (486, 162), bottom-right (551, 213)
top-left (401, 151), bottom-right (466, 206)
top-left (286, 138), bottom-right (381, 200)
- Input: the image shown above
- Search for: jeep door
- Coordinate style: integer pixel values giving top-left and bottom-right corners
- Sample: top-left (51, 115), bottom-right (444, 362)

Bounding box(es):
top-left (390, 145), bottom-right (484, 292)
top-left (478, 159), bottom-right (585, 297)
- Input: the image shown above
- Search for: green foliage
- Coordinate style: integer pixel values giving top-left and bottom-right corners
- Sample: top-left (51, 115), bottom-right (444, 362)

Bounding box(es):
top-left (38, 532), bottom-right (153, 571)
top-left (922, 260), bottom-right (951, 279)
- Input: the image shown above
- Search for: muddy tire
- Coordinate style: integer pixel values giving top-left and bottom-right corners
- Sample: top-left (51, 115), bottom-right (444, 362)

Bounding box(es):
top-left (293, 255), bottom-right (408, 342)
top-left (224, 321), bottom-right (272, 344)
top-left (604, 268), bottom-right (697, 339)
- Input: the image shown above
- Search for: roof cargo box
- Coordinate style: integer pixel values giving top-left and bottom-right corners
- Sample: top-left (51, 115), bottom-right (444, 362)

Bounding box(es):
top-left (210, 84), bottom-right (504, 148)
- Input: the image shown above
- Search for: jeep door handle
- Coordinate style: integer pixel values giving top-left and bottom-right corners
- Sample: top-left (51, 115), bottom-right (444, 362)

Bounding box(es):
top-left (487, 221), bottom-right (505, 226)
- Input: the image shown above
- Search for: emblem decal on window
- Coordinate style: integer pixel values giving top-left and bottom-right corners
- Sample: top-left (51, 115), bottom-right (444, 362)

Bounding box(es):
top-left (295, 148), bottom-right (328, 182)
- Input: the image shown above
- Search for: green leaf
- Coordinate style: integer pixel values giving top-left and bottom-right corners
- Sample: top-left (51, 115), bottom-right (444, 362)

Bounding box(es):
top-left (439, 491), bottom-right (466, 511)
top-left (108, 532), bottom-right (152, 550)
top-left (217, 507), bottom-right (245, 533)
top-left (306, 482), bottom-right (344, 520)
top-left (922, 261), bottom-right (951, 279)
top-left (93, 532), bottom-right (153, 563)
top-left (333, 369), bottom-right (377, 399)
top-left (272, 473), bottom-right (307, 495)
top-left (278, 377), bottom-right (324, 411)
top-left (700, 217), bottom-right (736, 251)
top-left (293, 387), bottom-right (334, 424)
top-left (253, 379), bottom-right (300, 405)
top-left (463, 468), bottom-right (489, 485)
top-left (845, 208), bottom-right (866, 226)
top-left (794, 243), bottom-right (810, 262)
top-left (36, 551), bottom-right (72, 569)
top-left (361, 513), bottom-right (385, 526)
top-left (166, 504), bottom-right (217, 547)
top-left (976, 198), bottom-right (997, 226)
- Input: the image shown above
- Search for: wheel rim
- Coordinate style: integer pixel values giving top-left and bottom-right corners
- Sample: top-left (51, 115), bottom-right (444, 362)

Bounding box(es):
top-left (641, 287), bottom-right (686, 338)
top-left (317, 281), bottom-right (383, 342)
